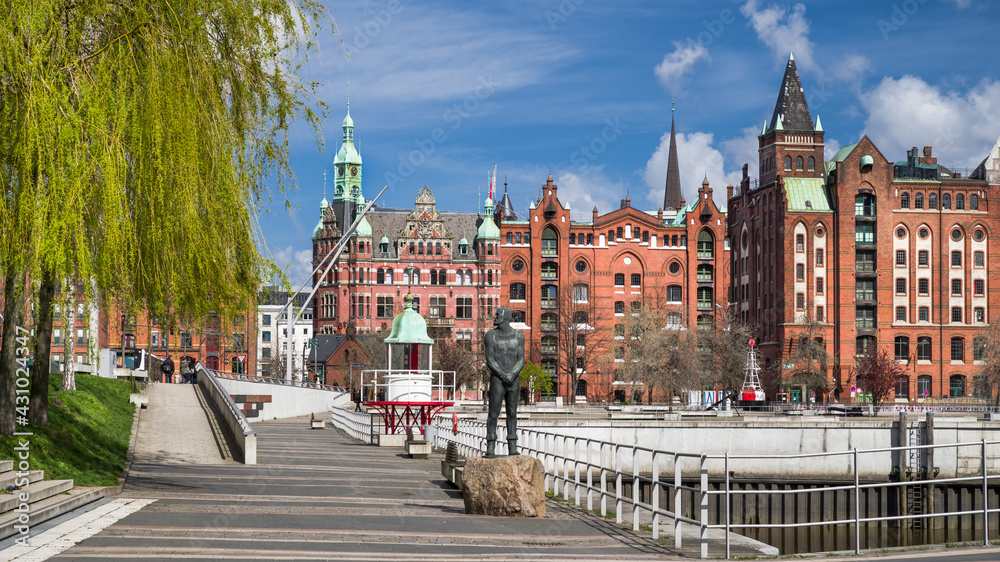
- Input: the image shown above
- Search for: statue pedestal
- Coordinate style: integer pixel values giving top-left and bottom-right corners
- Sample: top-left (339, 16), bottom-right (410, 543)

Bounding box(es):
top-left (461, 456), bottom-right (545, 517)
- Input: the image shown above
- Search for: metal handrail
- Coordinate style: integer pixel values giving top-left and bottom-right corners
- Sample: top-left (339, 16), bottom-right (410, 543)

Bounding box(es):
top-left (198, 365), bottom-right (256, 438)
top-left (430, 415), bottom-right (999, 559)
top-left (212, 369), bottom-right (347, 393)
top-left (330, 407), bottom-right (375, 444)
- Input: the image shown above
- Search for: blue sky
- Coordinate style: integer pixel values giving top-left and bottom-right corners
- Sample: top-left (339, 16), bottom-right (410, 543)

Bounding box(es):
top-left (262, 0), bottom-right (1000, 285)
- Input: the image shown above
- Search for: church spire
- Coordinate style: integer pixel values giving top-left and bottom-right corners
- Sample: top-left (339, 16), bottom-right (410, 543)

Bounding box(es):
top-left (768, 53), bottom-right (813, 132)
top-left (663, 102), bottom-right (682, 211)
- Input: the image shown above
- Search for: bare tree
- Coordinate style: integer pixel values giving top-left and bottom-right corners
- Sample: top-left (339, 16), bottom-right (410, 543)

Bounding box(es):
top-left (617, 298), bottom-right (697, 403)
top-left (784, 312), bottom-right (831, 396)
top-left (434, 336), bottom-right (481, 399)
top-left (848, 345), bottom-right (905, 411)
top-left (973, 318), bottom-right (1000, 407)
top-left (701, 307), bottom-right (756, 404)
top-left (551, 283), bottom-right (612, 404)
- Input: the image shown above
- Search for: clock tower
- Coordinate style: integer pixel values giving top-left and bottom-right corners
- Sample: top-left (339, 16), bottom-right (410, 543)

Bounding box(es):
top-left (332, 89), bottom-right (363, 227)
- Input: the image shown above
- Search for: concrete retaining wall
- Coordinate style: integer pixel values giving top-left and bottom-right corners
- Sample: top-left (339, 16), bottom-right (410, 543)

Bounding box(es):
top-left (212, 378), bottom-right (351, 421)
top-left (197, 367), bottom-right (257, 464)
top-left (517, 416), bottom-right (1000, 480)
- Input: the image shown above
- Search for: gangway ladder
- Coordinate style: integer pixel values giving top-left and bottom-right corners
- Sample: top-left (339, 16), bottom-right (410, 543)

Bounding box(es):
top-left (741, 339), bottom-right (765, 402)
top-left (906, 422), bottom-right (925, 528)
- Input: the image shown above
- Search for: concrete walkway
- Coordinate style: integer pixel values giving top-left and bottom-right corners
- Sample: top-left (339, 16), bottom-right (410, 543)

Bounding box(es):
top-left (132, 383), bottom-right (237, 465)
top-left (46, 413), bottom-right (692, 560)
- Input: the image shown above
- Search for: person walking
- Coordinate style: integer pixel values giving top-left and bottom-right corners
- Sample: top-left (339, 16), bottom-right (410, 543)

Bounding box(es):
top-left (188, 356), bottom-right (198, 384)
top-left (180, 355), bottom-right (192, 384)
top-left (161, 355), bottom-right (175, 384)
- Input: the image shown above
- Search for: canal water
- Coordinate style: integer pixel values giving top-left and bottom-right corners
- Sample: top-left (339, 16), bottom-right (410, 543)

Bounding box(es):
top-left (741, 521), bottom-right (999, 554)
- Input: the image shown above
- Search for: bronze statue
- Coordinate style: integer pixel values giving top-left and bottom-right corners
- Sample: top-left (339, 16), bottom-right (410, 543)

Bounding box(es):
top-left (484, 307), bottom-right (525, 457)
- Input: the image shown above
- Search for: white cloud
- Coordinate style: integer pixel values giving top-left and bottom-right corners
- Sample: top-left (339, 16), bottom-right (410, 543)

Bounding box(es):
top-left (740, 0), bottom-right (814, 71)
top-left (831, 54), bottom-right (872, 85)
top-left (642, 128), bottom-right (755, 210)
top-left (654, 41), bottom-right (710, 93)
top-left (554, 167), bottom-right (629, 221)
top-left (824, 139), bottom-right (842, 162)
top-left (271, 245), bottom-right (315, 287)
top-left (860, 75), bottom-right (1000, 170)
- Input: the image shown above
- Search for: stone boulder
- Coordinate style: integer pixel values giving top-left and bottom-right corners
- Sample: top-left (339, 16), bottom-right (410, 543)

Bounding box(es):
top-left (461, 456), bottom-right (545, 517)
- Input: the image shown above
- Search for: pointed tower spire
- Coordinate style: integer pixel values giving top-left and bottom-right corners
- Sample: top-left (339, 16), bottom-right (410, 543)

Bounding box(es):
top-left (768, 54), bottom-right (813, 131)
top-left (663, 106), bottom-right (682, 211)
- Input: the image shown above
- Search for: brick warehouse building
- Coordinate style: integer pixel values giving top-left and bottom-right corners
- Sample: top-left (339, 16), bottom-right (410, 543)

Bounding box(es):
top-left (310, 104), bottom-right (502, 358)
top-left (727, 54), bottom-right (1000, 403)
top-left (499, 119), bottom-right (730, 402)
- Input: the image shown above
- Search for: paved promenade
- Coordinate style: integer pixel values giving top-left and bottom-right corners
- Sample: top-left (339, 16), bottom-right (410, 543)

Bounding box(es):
top-left (43, 413), bottom-right (694, 561)
top-left (4, 391), bottom-right (997, 561)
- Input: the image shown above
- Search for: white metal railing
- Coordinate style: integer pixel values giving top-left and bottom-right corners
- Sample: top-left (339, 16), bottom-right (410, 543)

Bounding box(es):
top-left (331, 407), bottom-right (375, 444)
top-left (431, 416), bottom-right (999, 559)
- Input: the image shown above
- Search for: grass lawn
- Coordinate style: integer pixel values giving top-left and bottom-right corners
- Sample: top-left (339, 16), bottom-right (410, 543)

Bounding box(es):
top-left (0, 374), bottom-right (136, 486)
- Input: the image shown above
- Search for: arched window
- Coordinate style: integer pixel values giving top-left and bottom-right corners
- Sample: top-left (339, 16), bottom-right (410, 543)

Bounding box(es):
top-left (796, 156), bottom-right (804, 170)
top-left (914, 193), bottom-right (923, 209)
top-left (412, 270), bottom-right (420, 284)
top-left (376, 269), bottom-right (385, 284)
top-left (436, 242), bottom-right (442, 255)
top-left (942, 193), bottom-right (951, 209)
top-left (697, 230), bottom-right (714, 259)
top-left (430, 270), bottom-right (438, 285)
top-left (956, 193), bottom-right (965, 210)
top-left (573, 284), bottom-right (588, 303)
top-left (541, 262), bottom-right (558, 280)
top-left (540, 336), bottom-right (557, 354)
top-left (506, 232), bottom-right (512, 244)
top-left (971, 194), bottom-right (979, 210)
top-left (951, 337), bottom-right (964, 361)
top-left (894, 336), bottom-right (910, 360)
top-left (917, 337), bottom-right (932, 361)
top-left (541, 313), bottom-right (557, 331)
top-left (541, 227), bottom-right (558, 256)
top-left (487, 270), bottom-right (493, 285)
top-left (901, 192), bottom-right (910, 209)
top-left (671, 234), bottom-right (678, 247)
top-left (667, 285), bottom-right (683, 303)
top-left (573, 310), bottom-right (588, 324)
top-left (928, 193), bottom-right (937, 209)
top-left (541, 285), bottom-right (557, 307)
top-left (912, 375), bottom-right (930, 399)
top-left (418, 242), bottom-right (424, 254)
top-left (895, 376), bottom-right (909, 398)
top-left (464, 271), bottom-right (472, 285)
top-left (784, 155), bottom-right (792, 170)
top-left (569, 233), bottom-right (576, 245)
top-left (385, 270), bottom-right (393, 284)
top-left (697, 264), bottom-right (713, 282)
top-left (807, 156), bottom-right (815, 171)
top-left (696, 287), bottom-right (713, 309)
top-left (510, 282), bottom-right (526, 300)
top-left (974, 336), bottom-right (987, 361)
top-left (855, 194), bottom-right (875, 216)
top-left (856, 335), bottom-right (876, 356)
top-left (949, 375), bottom-right (966, 397)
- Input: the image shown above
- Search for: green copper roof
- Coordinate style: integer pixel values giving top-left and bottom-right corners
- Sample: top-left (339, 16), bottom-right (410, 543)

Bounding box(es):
top-left (830, 142), bottom-right (859, 163)
top-left (384, 294), bottom-right (434, 344)
top-left (783, 177), bottom-right (832, 212)
top-left (354, 197), bottom-right (372, 237)
top-left (312, 198), bottom-right (329, 238)
top-left (477, 198), bottom-right (500, 239)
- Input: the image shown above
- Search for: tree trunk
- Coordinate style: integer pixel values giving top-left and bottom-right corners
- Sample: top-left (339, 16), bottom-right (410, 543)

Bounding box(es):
top-left (62, 282), bottom-right (76, 390)
top-left (0, 268), bottom-right (27, 435)
top-left (28, 272), bottom-right (56, 425)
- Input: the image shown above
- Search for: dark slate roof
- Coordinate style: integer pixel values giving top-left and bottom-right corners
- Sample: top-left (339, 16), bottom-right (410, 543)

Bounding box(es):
top-left (258, 286), bottom-right (309, 306)
top-left (663, 113), bottom-right (682, 211)
top-left (496, 188), bottom-right (517, 222)
top-left (769, 55), bottom-right (813, 132)
top-left (306, 334), bottom-right (347, 364)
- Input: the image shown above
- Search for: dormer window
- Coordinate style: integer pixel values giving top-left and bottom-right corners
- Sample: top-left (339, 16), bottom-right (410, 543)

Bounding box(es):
top-left (459, 243), bottom-right (468, 255)
top-left (380, 242), bottom-right (389, 253)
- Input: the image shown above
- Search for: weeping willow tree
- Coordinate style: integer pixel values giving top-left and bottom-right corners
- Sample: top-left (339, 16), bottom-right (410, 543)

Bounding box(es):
top-left (0, 0), bottom-right (329, 433)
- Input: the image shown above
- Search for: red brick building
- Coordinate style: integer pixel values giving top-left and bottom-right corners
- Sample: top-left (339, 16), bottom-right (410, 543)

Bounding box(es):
top-left (311, 106), bottom-right (502, 352)
top-left (500, 157), bottom-right (730, 401)
top-left (727, 54), bottom-right (1000, 403)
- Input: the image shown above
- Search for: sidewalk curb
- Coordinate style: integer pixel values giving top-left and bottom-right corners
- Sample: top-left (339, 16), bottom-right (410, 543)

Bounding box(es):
top-left (107, 389), bottom-right (145, 497)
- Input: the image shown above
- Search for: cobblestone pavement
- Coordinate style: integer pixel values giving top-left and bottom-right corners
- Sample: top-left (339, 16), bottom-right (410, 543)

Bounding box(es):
top-left (47, 414), bottom-right (700, 560)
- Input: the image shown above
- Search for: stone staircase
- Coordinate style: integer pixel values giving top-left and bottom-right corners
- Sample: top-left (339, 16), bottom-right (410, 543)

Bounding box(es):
top-left (0, 459), bottom-right (105, 540)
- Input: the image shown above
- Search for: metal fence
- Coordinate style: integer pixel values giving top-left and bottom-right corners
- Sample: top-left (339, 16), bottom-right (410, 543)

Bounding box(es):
top-left (431, 415), bottom-right (999, 559)
top-left (330, 407), bottom-right (376, 444)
